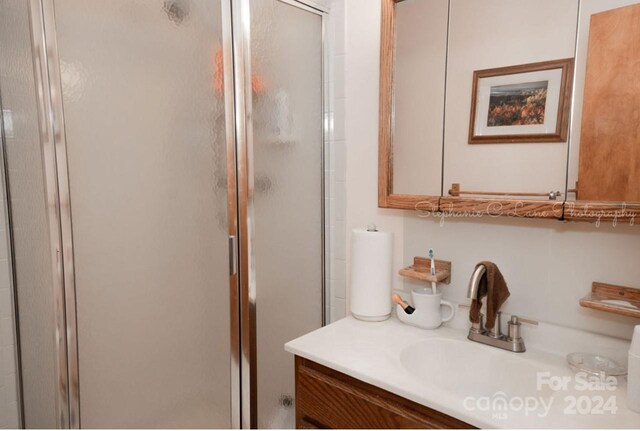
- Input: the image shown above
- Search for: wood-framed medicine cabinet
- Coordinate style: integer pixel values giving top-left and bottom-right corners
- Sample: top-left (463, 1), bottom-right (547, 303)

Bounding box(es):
top-left (378, 0), bottom-right (640, 223)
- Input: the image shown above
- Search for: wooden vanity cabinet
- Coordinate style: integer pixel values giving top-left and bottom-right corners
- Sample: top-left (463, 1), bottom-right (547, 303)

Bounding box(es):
top-left (294, 356), bottom-right (474, 429)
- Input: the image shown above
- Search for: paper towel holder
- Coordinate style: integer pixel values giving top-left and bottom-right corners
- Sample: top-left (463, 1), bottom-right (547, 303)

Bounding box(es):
top-left (399, 256), bottom-right (451, 284)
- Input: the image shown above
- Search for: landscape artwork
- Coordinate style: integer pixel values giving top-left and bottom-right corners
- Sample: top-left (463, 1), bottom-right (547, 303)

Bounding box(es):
top-left (469, 58), bottom-right (574, 144)
top-left (487, 80), bottom-right (548, 127)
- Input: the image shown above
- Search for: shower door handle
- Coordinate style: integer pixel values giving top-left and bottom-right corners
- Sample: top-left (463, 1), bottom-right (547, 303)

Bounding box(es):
top-left (229, 235), bottom-right (237, 276)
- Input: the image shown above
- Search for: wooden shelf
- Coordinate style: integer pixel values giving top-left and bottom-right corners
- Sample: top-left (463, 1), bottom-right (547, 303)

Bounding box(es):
top-left (580, 282), bottom-right (640, 318)
top-left (399, 257), bottom-right (451, 284)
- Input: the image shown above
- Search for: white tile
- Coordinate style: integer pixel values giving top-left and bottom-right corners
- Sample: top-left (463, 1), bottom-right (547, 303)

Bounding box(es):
top-left (334, 182), bottom-right (345, 222)
top-left (333, 260), bottom-right (347, 299)
top-left (328, 197), bottom-right (336, 225)
top-left (334, 221), bottom-right (346, 260)
top-left (333, 100), bottom-right (345, 141)
top-left (333, 140), bottom-right (345, 182)
top-left (333, 298), bottom-right (346, 320)
top-left (333, 54), bottom-right (345, 99)
top-left (333, 15), bottom-right (345, 56)
top-left (329, 138), bottom-right (337, 171)
top-left (329, 306), bottom-right (337, 323)
top-left (325, 169), bottom-right (333, 197)
top-left (327, 110), bottom-right (335, 142)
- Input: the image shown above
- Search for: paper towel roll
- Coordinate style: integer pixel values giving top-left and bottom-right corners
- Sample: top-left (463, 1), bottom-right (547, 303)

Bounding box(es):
top-left (349, 228), bottom-right (393, 321)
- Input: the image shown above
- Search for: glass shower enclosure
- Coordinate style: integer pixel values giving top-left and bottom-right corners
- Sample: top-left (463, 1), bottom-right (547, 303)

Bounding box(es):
top-left (0, 0), bottom-right (326, 428)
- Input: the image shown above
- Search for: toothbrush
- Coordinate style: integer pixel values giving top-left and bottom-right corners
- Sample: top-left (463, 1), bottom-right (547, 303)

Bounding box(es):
top-left (429, 248), bottom-right (437, 294)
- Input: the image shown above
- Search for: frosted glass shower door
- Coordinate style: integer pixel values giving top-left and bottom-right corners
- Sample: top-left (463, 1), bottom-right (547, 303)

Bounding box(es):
top-left (51, 0), bottom-right (234, 427)
top-left (248, 0), bottom-right (324, 428)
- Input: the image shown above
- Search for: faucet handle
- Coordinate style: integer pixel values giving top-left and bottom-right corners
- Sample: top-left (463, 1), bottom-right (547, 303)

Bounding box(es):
top-left (488, 311), bottom-right (502, 339)
top-left (507, 316), bottom-right (522, 340)
top-left (514, 315), bottom-right (539, 326)
top-left (470, 312), bottom-right (484, 333)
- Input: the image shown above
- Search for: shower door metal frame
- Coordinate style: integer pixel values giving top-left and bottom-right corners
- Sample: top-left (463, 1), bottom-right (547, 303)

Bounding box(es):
top-left (230, 0), bottom-right (328, 427)
top-left (26, 0), bottom-right (242, 428)
top-left (27, 0), bottom-right (76, 427)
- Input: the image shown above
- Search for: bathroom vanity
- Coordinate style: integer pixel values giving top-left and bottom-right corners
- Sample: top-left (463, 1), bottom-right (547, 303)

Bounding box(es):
top-left (286, 316), bottom-right (639, 429)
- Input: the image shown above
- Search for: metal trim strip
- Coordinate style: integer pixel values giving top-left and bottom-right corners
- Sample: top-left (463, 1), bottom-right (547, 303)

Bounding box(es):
top-left (26, 0), bottom-right (71, 427)
top-left (39, 0), bottom-right (81, 427)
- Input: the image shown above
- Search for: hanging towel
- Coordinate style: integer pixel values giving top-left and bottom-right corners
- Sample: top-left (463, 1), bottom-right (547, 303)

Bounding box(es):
top-left (469, 261), bottom-right (510, 330)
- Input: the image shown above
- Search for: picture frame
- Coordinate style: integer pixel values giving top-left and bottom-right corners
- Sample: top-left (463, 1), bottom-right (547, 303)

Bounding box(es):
top-left (468, 58), bottom-right (574, 144)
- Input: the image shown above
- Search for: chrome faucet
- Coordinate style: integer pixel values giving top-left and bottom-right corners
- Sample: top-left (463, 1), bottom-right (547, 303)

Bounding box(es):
top-left (466, 264), bottom-right (526, 353)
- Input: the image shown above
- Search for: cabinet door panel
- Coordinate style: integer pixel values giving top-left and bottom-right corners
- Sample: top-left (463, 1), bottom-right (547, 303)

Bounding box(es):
top-left (295, 357), bottom-right (473, 429)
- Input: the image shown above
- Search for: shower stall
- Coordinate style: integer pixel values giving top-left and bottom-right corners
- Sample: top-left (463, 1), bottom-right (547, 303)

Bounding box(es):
top-left (0, 0), bottom-right (326, 428)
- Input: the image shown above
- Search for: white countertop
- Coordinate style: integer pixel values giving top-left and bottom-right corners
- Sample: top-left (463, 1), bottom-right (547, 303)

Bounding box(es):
top-left (285, 316), bottom-right (640, 429)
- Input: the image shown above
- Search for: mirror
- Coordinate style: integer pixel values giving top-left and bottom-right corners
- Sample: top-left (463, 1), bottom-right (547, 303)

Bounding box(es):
top-left (440, 0), bottom-right (578, 218)
top-left (379, 0), bottom-right (640, 221)
top-left (378, 0), bottom-right (448, 209)
top-left (392, 0), bottom-right (448, 197)
top-left (564, 0), bottom-right (640, 220)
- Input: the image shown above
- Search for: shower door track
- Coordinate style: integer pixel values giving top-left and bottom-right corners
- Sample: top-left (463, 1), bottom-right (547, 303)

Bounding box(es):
top-left (24, 0), bottom-right (327, 428)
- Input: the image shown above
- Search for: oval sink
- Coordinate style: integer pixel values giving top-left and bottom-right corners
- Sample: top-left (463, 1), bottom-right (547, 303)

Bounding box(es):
top-left (400, 338), bottom-right (556, 400)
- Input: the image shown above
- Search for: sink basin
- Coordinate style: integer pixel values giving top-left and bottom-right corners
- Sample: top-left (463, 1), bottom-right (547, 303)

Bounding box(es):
top-left (400, 338), bottom-right (556, 400)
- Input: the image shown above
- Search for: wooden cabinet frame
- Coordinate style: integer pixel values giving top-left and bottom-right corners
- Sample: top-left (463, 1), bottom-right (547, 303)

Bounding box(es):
top-left (377, 0), bottom-right (639, 223)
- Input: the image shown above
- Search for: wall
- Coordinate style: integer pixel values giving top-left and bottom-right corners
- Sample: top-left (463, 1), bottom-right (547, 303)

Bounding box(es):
top-left (403, 215), bottom-right (640, 340)
top-left (342, 0), bottom-right (640, 341)
top-left (327, 0), bottom-right (347, 321)
top-left (344, 0), bottom-right (406, 309)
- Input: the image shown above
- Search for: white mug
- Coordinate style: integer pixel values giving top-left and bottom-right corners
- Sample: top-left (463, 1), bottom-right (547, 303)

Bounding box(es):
top-left (406, 288), bottom-right (455, 329)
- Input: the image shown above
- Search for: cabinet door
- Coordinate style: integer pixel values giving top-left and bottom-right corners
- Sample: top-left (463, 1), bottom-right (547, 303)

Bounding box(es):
top-left (295, 357), bottom-right (474, 429)
top-left (576, 3), bottom-right (640, 202)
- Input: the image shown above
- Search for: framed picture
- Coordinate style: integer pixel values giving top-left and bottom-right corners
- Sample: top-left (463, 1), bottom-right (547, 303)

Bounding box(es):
top-left (468, 58), bottom-right (574, 144)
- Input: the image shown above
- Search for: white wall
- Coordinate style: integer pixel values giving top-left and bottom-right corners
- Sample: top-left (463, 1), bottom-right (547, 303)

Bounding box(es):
top-left (326, 0), bottom-right (348, 322)
top-left (342, 0), bottom-right (640, 341)
top-left (344, 0), bottom-right (406, 313)
top-left (403, 215), bottom-right (640, 340)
